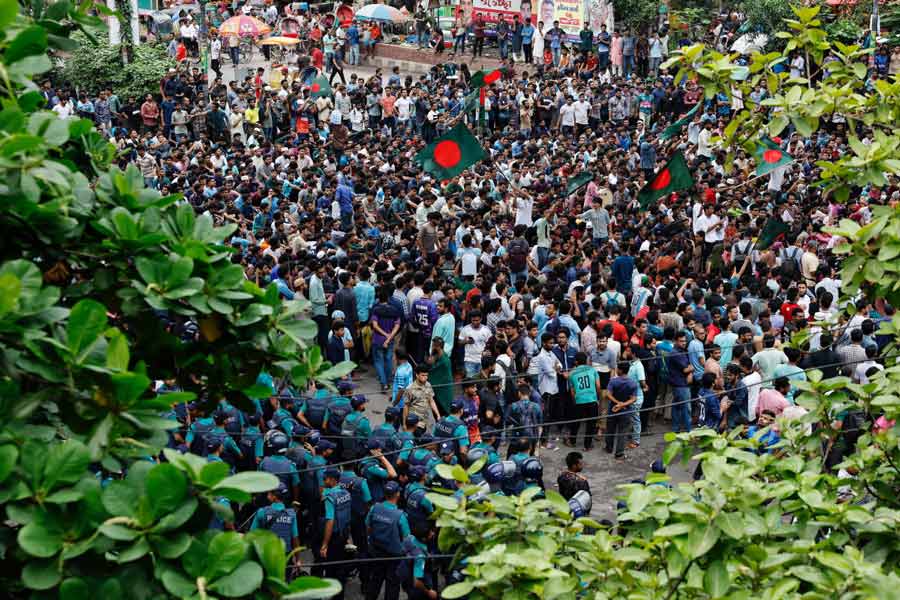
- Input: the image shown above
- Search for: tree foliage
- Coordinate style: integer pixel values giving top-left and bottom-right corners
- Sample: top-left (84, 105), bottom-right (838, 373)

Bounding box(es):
top-left (611, 0), bottom-right (659, 31)
top-left (0, 0), bottom-right (347, 597)
top-left (430, 5), bottom-right (900, 598)
top-left (54, 33), bottom-right (175, 100)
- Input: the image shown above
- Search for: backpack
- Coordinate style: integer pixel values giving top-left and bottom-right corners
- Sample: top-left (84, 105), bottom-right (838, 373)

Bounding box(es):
top-left (508, 238), bottom-right (529, 272)
top-left (779, 247), bottom-right (801, 278)
top-left (603, 291), bottom-right (620, 309)
top-left (732, 239), bottom-right (752, 265)
top-left (340, 415), bottom-right (362, 460)
top-left (496, 359), bottom-right (518, 409)
top-left (508, 401), bottom-right (537, 440)
top-left (189, 420), bottom-right (215, 455)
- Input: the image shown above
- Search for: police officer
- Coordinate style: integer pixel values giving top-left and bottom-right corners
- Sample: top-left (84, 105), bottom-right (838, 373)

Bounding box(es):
top-left (359, 439), bottom-right (398, 502)
top-left (431, 399), bottom-right (469, 461)
top-left (300, 439), bottom-right (335, 540)
top-left (371, 406), bottom-right (403, 464)
top-left (521, 455), bottom-right (545, 496)
top-left (365, 480), bottom-right (410, 600)
top-left (404, 434), bottom-right (440, 474)
top-left (468, 425), bottom-right (501, 467)
top-left (319, 468), bottom-right (352, 599)
top-left (237, 418), bottom-right (264, 470)
top-left (259, 431), bottom-right (299, 501)
top-left (340, 460), bottom-right (372, 587)
top-left (503, 437), bottom-right (532, 496)
top-left (432, 441), bottom-right (459, 490)
top-left (341, 395), bottom-right (373, 460)
top-left (299, 382), bottom-right (331, 430)
top-left (250, 483), bottom-right (300, 562)
top-left (185, 409), bottom-right (217, 455)
top-left (326, 381), bottom-right (355, 456)
top-left (403, 465), bottom-right (434, 533)
top-left (397, 415), bottom-right (422, 465)
top-left (398, 522), bottom-right (439, 600)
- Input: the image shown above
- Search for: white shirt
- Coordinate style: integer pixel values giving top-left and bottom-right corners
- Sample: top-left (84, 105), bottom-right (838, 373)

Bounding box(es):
top-left (395, 97), bottom-right (412, 120)
top-left (514, 197), bottom-right (534, 227)
top-left (697, 128), bottom-right (713, 157)
top-left (573, 100), bottom-right (590, 124)
top-left (559, 104), bottom-right (576, 127)
top-left (742, 372), bottom-right (762, 421)
top-left (459, 324), bottom-right (492, 364)
top-left (695, 213), bottom-right (724, 243)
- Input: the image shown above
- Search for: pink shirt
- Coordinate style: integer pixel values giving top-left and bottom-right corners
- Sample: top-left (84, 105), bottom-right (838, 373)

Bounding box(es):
top-left (756, 388), bottom-right (789, 419)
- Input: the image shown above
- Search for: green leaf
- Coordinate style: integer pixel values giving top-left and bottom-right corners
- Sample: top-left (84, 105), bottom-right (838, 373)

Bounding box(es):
top-left (212, 472), bottom-right (279, 494)
top-left (0, 0), bottom-right (18, 28)
top-left (45, 488), bottom-right (84, 503)
top-left (159, 563), bottom-right (198, 597)
top-left (283, 577), bottom-right (344, 599)
top-left (704, 560), bottom-right (729, 598)
top-left (43, 439), bottom-right (90, 490)
top-left (0, 273), bottom-right (21, 317)
top-left (717, 512), bottom-right (746, 539)
top-left (114, 537), bottom-right (150, 563)
top-left (199, 461), bottom-right (232, 487)
top-left (66, 299), bottom-right (108, 358)
top-left (207, 531), bottom-right (249, 578)
top-left (60, 577), bottom-right (91, 600)
top-left (22, 559), bottom-right (61, 590)
top-left (153, 531), bottom-right (192, 559)
top-left (153, 497), bottom-right (198, 531)
top-left (687, 525), bottom-right (720, 559)
top-left (0, 445), bottom-right (19, 484)
top-left (99, 522), bottom-right (140, 541)
top-left (7, 26), bottom-right (49, 64)
top-left (316, 361), bottom-right (357, 381)
top-left (247, 530), bottom-right (287, 579)
top-left (145, 463), bottom-right (188, 518)
top-left (440, 580), bottom-right (475, 599)
top-left (18, 520), bottom-right (64, 558)
top-left (102, 481), bottom-right (138, 517)
top-left (106, 330), bottom-right (130, 371)
top-left (627, 486), bottom-right (651, 514)
top-left (209, 561), bottom-right (263, 597)
top-left (662, 440), bottom-right (682, 465)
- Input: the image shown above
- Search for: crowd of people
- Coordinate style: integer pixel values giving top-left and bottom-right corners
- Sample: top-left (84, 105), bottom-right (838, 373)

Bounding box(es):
top-left (49, 2), bottom-right (900, 598)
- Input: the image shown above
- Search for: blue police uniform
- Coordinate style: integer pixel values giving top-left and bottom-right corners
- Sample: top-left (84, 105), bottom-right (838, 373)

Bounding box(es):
top-left (259, 455), bottom-right (299, 498)
top-left (251, 501), bottom-right (298, 552)
top-left (319, 485), bottom-right (352, 596)
top-left (397, 535), bottom-right (434, 600)
top-left (359, 456), bottom-right (391, 503)
top-left (431, 415), bottom-right (469, 454)
top-left (366, 500), bottom-right (411, 600)
top-left (403, 482), bottom-right (434, 532)
top-left (301, 392), bottom-right (330, 430)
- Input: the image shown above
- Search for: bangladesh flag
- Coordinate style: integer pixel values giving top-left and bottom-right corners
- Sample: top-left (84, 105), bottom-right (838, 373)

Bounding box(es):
top-left (754, 137), bottom-right (792, 176)
top-left (637, 151), bottom-right (694, 211)
top-left (310, 75), bottom-right (332, 99)
top-left (566, 171), bottom-right (593, 196)
top-left (470, 67), bottom-right (507, 89)
top-left (415, 122), bottom-right (486, 179)
top-left (659, 103), bottom-right (700, 142)
top-left (756, 217), bottom-right (791, 251)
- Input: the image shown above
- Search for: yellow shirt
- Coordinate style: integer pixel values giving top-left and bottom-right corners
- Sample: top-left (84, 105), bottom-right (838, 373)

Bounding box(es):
top-left (244, 107), bottom-right (259, 124)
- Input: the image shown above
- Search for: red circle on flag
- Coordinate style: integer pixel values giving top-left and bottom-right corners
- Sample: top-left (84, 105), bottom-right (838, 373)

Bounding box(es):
top-left (485, 69), bottom-right (502, 84)
top-left (311, 83), bottom-right (320, 93)
top-left (650, 168), bottom-right (671, 190)
top-left (763, 149), bottom-right (783, 164)
top-left (433, 140), bottom-right (462, 168)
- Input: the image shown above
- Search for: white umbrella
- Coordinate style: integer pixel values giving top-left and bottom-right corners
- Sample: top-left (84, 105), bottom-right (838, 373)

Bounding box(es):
top-left (731, 33), bottom-right (769, 55)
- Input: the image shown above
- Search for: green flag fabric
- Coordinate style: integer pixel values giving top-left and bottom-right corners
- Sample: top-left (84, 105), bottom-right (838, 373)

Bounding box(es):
top-left (469, 67), bottom-right (507, 89)
top-left (756, 217), bottom-right (791, 250)
top-left (463, 88), bottom-right (480, 113)
top-left (637, 151), bottom-right (694, 210)
top-left (659, 103), bottom-right (700, 142)
top-left (309, 75), bottom-right (332, 99)
top-left (754, 137), bottom-right (793, 176)
top-left (415, 122), bottom-right (486, 180)
top-left (567, 171), bottom-right (593, 196)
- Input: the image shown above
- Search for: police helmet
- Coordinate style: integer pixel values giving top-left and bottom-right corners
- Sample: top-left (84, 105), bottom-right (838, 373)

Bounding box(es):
top-left (264, 430), bottom-right (289, 455)
top-left (521, 456), bottom-right (543, 481)
top-left (307, 430), bottom-right (321, 447)
top-left (466, 446), bottom-right (487, 467)
top-left (224, 418), bottom-right (242, 435)
top-left (568, 490), bottom-right (592, 518)
top-left (484, 462), bottom-right (506, 484)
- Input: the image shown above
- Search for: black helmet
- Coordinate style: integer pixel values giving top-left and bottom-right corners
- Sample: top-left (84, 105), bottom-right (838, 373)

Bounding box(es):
top-left (521, 456), bottom-right (543, 481)
top-left (264, 430), bottom-right (289, 455)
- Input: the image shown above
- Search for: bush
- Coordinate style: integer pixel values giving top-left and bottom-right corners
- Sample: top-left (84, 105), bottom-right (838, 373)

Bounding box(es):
top-left (54, 32), bottom-right (175, 99)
